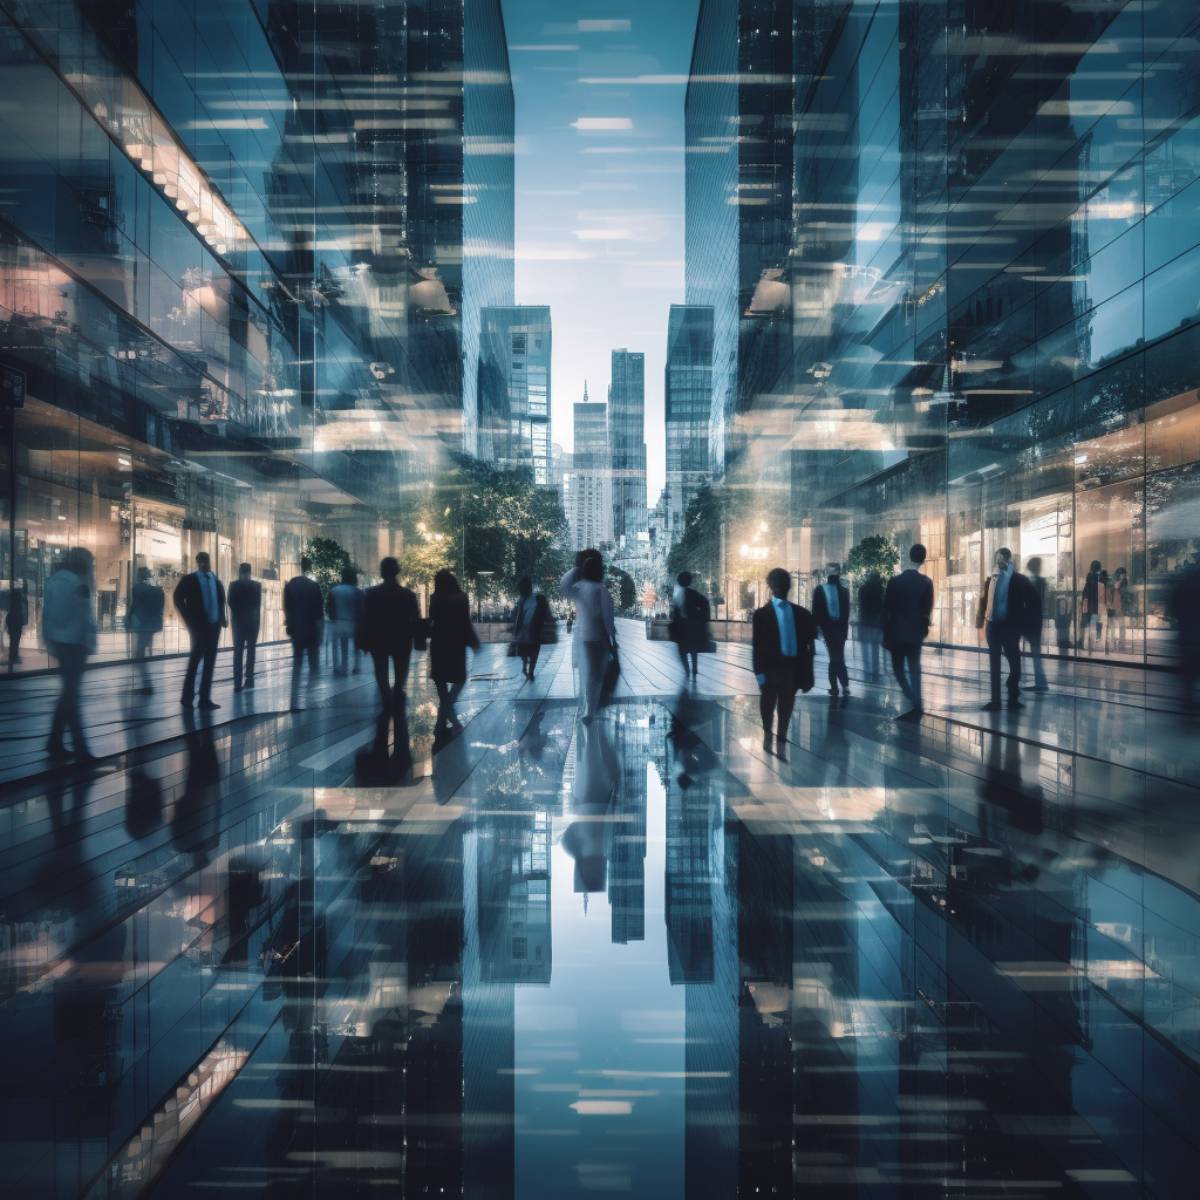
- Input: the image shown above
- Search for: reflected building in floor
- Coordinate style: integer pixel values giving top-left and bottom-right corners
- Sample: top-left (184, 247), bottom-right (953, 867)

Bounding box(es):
top-left (0, 0), bottom-right (514, 667)
top-left (685, 0), bottom-right (1200, 664)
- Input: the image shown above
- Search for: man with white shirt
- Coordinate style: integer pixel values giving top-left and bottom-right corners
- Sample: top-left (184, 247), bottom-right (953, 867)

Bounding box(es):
top-left (812, 562), bottom-right (851, 700)
top-left (751, 567), bottom-right (816, 757)
top-left (975, 546), bottom-right (1038, 712)
top-left (174, 551), bottom-right (227, 710)
top-left (43, 547), bottom-right (97, 760)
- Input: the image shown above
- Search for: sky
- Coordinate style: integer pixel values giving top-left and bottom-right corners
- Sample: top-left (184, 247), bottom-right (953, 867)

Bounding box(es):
top-left (498, 0), bottom-right (701, 503)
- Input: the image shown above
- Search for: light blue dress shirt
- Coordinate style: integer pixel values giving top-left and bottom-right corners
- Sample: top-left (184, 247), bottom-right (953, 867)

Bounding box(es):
top-left (993, 564), bottom-right (1012, 622)
top-left (772, 596), bottom-right (797, 657)
top-left (823, 582), bottom-right (840, 621)
top-left (199, 570), bottom-right (219, 624)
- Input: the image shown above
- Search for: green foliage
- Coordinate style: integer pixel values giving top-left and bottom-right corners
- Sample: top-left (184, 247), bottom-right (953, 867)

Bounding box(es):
top-left (667, 483), bottom-right (724, 594)
top-left (305, 536), bottom-right (353, 599)
top-left (845, 534), bottom-right (899, 582)
top-left (399, 455), bottom-right (570, 596)
top-left (606, 566), bottom-right (637, 612)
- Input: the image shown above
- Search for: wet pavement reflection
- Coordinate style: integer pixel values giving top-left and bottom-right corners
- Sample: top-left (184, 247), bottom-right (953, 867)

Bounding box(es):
top-left (2, 673), bottom-right (1200, 1197)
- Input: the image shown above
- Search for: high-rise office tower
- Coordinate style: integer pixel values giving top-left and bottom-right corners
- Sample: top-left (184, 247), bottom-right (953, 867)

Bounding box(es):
top-left (686, 0), bottom-right (1200, 662)
top-left (608, 349), bottom-right (648, 541)
top-left (570, 385), bottom-right (614, 550)
top-left (0, 0), bottom-right (514, 668)
top-left (685, 0), bottom-right (794, 480)
top-left (665, 306), bottom-right (714, 536)
top-left (479, 307), bottom-right (552, 482)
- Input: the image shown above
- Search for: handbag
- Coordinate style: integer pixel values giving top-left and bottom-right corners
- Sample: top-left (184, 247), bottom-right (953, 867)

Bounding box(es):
top-left (600, 647), bottom-right (621, 706)
top-left (540, 615), bottom-right (559, 645)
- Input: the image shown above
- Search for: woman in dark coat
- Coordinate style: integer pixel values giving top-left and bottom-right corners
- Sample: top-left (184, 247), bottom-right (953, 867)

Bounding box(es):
top-left (428, 570), bottom-right (479, 736)
top-left (668, 570), bottom-right (712, 680)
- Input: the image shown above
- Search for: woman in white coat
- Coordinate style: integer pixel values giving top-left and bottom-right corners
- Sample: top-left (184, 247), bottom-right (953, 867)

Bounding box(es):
top-left (560, 550), bottom-right (616, 723)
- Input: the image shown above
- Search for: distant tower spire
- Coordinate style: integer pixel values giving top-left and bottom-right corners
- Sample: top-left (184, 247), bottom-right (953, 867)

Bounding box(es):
top-left (583, 378), bottom-right (589, 403)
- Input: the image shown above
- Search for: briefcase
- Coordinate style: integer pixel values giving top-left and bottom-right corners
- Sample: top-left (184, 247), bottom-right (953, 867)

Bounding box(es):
top-left (600, 648), bottom-right (620, 706)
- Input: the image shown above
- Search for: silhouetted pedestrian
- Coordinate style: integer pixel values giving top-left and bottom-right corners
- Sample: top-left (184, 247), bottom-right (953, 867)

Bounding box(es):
top-left (227, 562), bottom-right (261, 691)
top-left (429, 569), bottom-right (479, 738)
top-left (174, 551), bottom-right (226, 710)
top-left (561, 550), bottom-right (616, 724)
top-left (882, 543), bottom-right (934, 721)
top-left (857, 570), bottom-right (884, 679)
top-left (813, 562), bottom-right (850, 700)
top-left (1025, 557), bottom-right (1049, 691)
top-left (327, 566), bottom-right (364, 675)
top-left (283, 556), bottom-right (323, 712)
top-left (360, 557), bottom-right (423, 714)
top-left (128, 567), bottom-right (164, 693)
top-left (751, 566), bottom-right (816, 757)
top-left (6, 583), bottom-right (28, 668)
top-left (976, 547), bottom-right (1039, 711)
top-left (1081, 560), bottom-right (1104, 650)
top-left (668, 570), bottom-right (711, 681)
top-left (512, 575), bottom-right (550, 681)
top-left (43, 547), bottom-right (97, 761)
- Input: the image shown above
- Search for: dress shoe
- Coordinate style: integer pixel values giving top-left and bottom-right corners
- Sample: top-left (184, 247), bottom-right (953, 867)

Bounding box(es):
top-left (762, 734), bottom-right (772, 754)
top-left (896, 708), bottom-right (923, 722)
top-left (775, 737), bottom-right (788, 761)
top-left (198, 700), bottom-right (220, 711)
top-left (981, 700), bottom-right (1002, 712)
top-left (46, 743), bottom-right (70, 761)
top-left (1006, 697), bottom-right (1024, 708)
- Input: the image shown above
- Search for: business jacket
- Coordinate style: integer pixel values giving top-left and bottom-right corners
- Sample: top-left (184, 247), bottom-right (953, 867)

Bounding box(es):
top-left (975, 569), bottom-right (1040, 638)
top-left (857, 575), bottom-right (884, 626)
top-left (174, 571), bottom-right (227, 633)
top-left (751, 599), bottom-right (816, 693)
top-left (669, 586), bottom-right (712, 653)
top-left (881, 568), bottom-right (933, 649)
top-left (360, 579), bottom-right (423, 655)
top-left (812, 581), bottom-right (850, 642)
top-left (128, 581), bottom-right (165, 633)
top-left (283, 574), bottom-right (324, 646)
top-left (227, 577), bottom-right (262, 634)
top-left (428, 590), bottom-right (480, 684)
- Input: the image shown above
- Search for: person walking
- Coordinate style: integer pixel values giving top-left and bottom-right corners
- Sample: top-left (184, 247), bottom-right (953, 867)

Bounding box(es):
top-left (227, 563), bottom-right (262, 691)
top-left (1169, 551), bottom-right (1200, 713)
top-left (428, 569), bottom-right (479, 737)
top-left (283, 556), bottom-right (324, 712)
top-left (6, 584), bottom-right (28, 669)
top-left (857, 570), bottom-right (884, 680)
top-left (327, 567), bottom-right (364, 675)
top-left (882, 543), bottom-right (934, 721)
top-left (751, 567), bottom-right (816, 758)
top-left (174, 551), bottom-right (227, 710)
top-left (43, 548), bottom-right (97, 761)
top-left (560, 550), bottom-right (617, 724)
top-left (976, 547), bottom-right (1039, 712)
top-left (668, 570), bottom-right (712, 681)
top-left (1081, 560), bottom-right (1104, 651)
top-left (1025, 556), bottom-right (1049, 691)
top-left (360, 557), bottom-right (423, 714)
top-left (812, 562), bottom-right (851, 700)
top-left (511, 575), bottom-right (550, 681)
top-left (128, 566), bottom-right (164, 693)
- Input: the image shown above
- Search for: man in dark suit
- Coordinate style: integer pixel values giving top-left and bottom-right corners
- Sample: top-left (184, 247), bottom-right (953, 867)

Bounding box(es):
top-left (227, 562), bottom-right (262, 691)
top-left (812, 562), bottom-right (851, 700)
top-left (751, 567), bottom-right (816, 758)
top-left (174, 550), bottom-right (227, 710)
top-left (976, 547), bottom-right (1039, 711)
top-left (359, 556), bottom-right (424, 714)
top-left (284, 555), bottom-right (324, 712)
top-left (882, 543), bottom-right (934, 721)
top-left (857, 570), bottom-right (884, 679)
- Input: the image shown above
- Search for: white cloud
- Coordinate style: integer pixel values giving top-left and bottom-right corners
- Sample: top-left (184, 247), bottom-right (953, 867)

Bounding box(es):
top-left (571, 117), bottom-right (634, 131)
top-left (577, 19), bottom-right (630, 32)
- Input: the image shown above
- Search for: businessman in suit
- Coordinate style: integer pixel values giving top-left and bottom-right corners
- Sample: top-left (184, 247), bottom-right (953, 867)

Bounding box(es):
top-left (812, 562), bottom-right (851, 701)
top-left (882, 543), bottom-right (934, 722)
top-left (360, 556), bottom-right (425, 715)
top-left (227, 562), bottom-right (262, 691)
top-left (751, 567), bottom-right (816, 759)
top-left (976, 547), bottom-right (1039, 711)
top-left (284, 555), bottom-right (324, 712)
top-left (174, 551), bottom-right (227, 710)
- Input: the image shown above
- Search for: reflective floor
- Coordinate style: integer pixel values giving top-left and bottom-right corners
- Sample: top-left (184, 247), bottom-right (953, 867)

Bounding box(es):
top-left (2, 623), bottom-right (1199, 1197)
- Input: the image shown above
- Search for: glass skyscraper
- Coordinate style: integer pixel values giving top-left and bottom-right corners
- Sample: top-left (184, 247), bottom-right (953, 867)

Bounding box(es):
top-left (0, 0), bottom-right (513, 666)
top-left (608, 348), bottom-right (647, 543)
top-left (664, 305), bottom-right (713, 537)
top-left (687, 0), bottom-right (1200, 663)
top-left (478, 305), bottom-right (552, 483)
